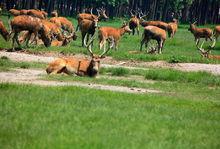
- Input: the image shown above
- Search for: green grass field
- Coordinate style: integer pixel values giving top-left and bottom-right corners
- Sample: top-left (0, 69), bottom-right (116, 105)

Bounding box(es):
top-left (1, 15), bottom-right (220, 148)
top-left (0, 83), bottom-right (220, 148)
top-left (0, 16), bottom-right (220, 64)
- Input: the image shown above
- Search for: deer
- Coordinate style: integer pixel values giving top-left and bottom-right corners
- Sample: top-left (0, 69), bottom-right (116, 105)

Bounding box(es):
top-left (0, 19), bottom-right (10, 41)
top-left (49, 17), bottom-right (77, 40)
top-left (140, 19), bottom-right (169, 31)
top-left (10, 15), bottom-right (51, 48)
top-left (79, 18), bottom-right (98, 47)
top-left (51, 10), bottom-right (58, 17)
top-left (167, 19), bottom-right (178, 38)
top-left (9, 9), bottom-right (20, 17)
top-left (196, 41), bottom-right (220, 60)
top-left (98, 22), bottom-right (132, 52)
top-left (129, 10), bottom-right (147, 35)
top-left (76, 8), bottom-right (108, 31)
top-left (27, 9), bottom-right (47, 19)
top-left (140, 26), bottom-right (167, 54)
top-left (213, 25), bottom-right (220, 40)
top-left (188, 21), bottom-right (213, 46)
top-left (46, 36), bottom-right (114, 77)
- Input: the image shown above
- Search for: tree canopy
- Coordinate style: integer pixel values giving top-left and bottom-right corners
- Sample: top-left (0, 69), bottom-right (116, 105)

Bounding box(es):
top-left (1, 0), bottom-right (220, 24)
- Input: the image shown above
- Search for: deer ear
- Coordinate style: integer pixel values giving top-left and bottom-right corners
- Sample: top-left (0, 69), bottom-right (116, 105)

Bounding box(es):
top-left (100, 55), bottom-right (106, 59)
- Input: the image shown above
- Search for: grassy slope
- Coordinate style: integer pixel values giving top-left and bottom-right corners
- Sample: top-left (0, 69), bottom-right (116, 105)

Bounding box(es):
top-left (0, 83), bottom-right (220, 149)
top-left (0, 16), bottom-right (220, 63)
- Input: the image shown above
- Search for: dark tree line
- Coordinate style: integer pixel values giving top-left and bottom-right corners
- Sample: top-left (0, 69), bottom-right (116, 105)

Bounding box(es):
top-left (1, 0), bottom-right (220, 24)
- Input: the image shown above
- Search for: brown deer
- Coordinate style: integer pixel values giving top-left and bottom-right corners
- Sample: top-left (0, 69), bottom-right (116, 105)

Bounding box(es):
top-left (167, 19), bottom-right (178, 38)
top-left (27, 9), bottom-right (47, 19)
top-left (140, 26), bottom-right (167, 54)
top-left (140, 19), bottom-right (169, 31)
top-left (10, 15), bottom-right (51, 48)
top-left (51, 10), bottom-right (58, 17)
top-left (98, 22), bottom-right (132, 52)
top-left (0, 19), bottom-right (10, 41)
top-left (129, 10), bottom-right (147, 35)
top-left (213, 25), bottom-right (220, 40)
top-left (188, 21), bottom-right (213, 46)
top-left (9, 9), bottom-right (20, 16)
top-left (49, 17), bottom-right (77, 40)
top-left (196, 41), bottom-right (220, 60)
top-left (79, 18), bottom-right (98, 47)
top-left (46, 36), bottom-right (113, 77)
top-left (76, 8), bottom-right (108, 31)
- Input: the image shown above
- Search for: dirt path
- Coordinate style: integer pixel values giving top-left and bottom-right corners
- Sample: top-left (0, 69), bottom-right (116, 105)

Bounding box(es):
top-left (0, 68), bottom-right (160, 94)
top-left (1, 51), bottom-right (220, 75)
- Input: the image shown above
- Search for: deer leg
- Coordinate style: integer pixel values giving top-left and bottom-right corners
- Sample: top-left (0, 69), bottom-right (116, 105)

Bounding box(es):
top-left (140, 38), bottom-right (146, 51)
top-left (158, 40), bottom-right (163, 54)
top-left (137, 27), bottom-right (140, 35)
top-left (132, 29), bottom-right (135, 35)
top-left (115, 40), bottom-right (119, 51)
top-left (25, 32), bottom-right (32, 47)
top-left (82, 32), bottom-right (86, 47)
top-left (14, 32), bottom-right (20, 46)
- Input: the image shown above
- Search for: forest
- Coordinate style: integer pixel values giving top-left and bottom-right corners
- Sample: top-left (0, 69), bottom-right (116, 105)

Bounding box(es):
top-left (1, 0), bottom-right (220, 24)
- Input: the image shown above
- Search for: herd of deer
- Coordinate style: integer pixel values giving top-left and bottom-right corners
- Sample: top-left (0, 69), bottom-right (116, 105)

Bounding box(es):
top-left (0, 8), bottom-right (219, 77)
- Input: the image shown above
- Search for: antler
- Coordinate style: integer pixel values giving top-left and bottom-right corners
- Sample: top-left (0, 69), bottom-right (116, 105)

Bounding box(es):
top-left (196, 41), bottom-right (212, 58)
top-left (86, 35), bottom-right (96, 56)
top-left (100, 36), bottom-right (114, 57)
top-left (90, 8), bottom-right (93, 14)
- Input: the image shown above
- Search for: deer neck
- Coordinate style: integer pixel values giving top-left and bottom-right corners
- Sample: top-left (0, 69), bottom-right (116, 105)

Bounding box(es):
top-left (119, 27), bottom-right (126, 36)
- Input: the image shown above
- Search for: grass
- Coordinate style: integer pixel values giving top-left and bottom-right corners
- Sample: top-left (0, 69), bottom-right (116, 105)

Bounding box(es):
top-left (0, 56), bottom-right (47, 71)
top-left (100, 67), bottom-right (220, 86)
top-left (0, 83), bottom-right (220, 148)
top-left (0, 16), bottom-right (220, 64)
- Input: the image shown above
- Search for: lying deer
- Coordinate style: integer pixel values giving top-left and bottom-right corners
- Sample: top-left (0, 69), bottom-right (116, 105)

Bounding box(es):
top-left (46, 36), bottom-right (114, 77)
top-left (196, 41), bottom-right (220, 60)
top-left (140, 26), bottom-right (167, 54)
top-left (98, 22), bottom-right (132, 52)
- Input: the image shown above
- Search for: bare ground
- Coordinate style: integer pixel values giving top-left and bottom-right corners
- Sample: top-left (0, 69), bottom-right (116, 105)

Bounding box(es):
top-left (0, 68), bottom-right (160, 94)
top-left (1, 51), bottom-right (220, 75)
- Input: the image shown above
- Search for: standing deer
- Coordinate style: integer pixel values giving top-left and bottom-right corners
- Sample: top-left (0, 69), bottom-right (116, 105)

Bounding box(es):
top-left (46, 36), bottom-right (113, 77)
top-left (10, 15), bottom-right (51, 48)
top-left (76, 8), bottom-right (108, 31)
top-left (167, 19), bottom-right (178, 38)
top-left (188, 21), bottom-right (213, 46)
top-left (79, 18), bottom-right (98, 47)
top-left (129, 10), bottom-right (146, 35)
top-left (98, 22), bottom-right (132, 52)
top-left (140, 26), bottom-right (167, 54)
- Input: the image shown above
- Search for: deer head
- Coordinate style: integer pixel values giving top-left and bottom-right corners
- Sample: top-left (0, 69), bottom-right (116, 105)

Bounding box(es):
top-left (86, 35), bottom-right (113, 75)
top-left (196, 41), bottom-right (212, 58)
top-left (97, 7), bottom-right (109, 20)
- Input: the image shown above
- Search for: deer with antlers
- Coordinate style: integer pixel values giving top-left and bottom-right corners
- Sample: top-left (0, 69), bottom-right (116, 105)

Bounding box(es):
top-left (196, 41), bottom-right (220, 60)
top-left (76, 8), bottom-right (108, 31)
top-left (188, 21), bottom-right (213, 46)
top-left (79, 17), bottom-right (98, 47)
top-left (46, 36), bottom-right (114, 77)
top-left (140, 26), bottom-right (167, 54)
top-left (129, 9), bottom-right (147, 35)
